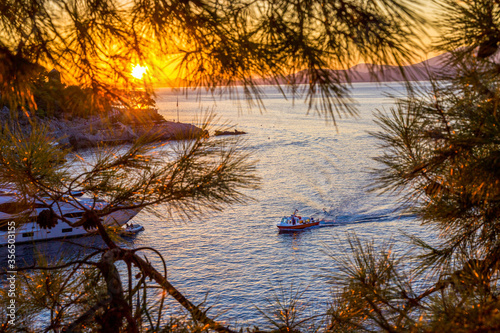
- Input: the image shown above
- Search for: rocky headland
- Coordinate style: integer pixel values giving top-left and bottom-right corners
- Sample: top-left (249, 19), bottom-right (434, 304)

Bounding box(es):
top-left (214, 129), bottom-right (247, 136)
top-left (0, 106), bottom-right (206, 150)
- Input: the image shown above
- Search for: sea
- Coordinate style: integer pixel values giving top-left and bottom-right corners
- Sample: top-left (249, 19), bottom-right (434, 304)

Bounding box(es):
top-left (148, 82), bottom-right (434, 325)
top-left (4, 82), bottom-right (437, 328)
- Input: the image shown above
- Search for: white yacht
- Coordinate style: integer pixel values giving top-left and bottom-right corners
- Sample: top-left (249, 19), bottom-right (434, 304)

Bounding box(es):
top-left (0, 190), bottom-right (142, 245)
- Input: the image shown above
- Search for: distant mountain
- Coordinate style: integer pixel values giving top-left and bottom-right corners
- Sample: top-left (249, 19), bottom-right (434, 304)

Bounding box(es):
top-left (255, 53), bottom-right (452, 85)
top-left (342, 53), bottom-right (452, 83)
top-left (156, 53), bottom-right (453, 87)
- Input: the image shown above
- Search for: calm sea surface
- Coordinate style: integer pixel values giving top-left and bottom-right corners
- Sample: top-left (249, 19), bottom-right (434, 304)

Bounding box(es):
top-left (7, 82), bottom-right (437, 327)
top-left (145, 82), bottom-right (433, 325)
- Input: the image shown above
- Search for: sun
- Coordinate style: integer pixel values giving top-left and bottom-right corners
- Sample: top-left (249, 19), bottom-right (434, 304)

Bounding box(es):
top-left (131, 64), bottom-right (148, 79)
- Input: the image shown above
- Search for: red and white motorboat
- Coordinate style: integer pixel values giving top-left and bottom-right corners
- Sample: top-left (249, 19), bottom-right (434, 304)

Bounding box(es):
top-left (277, 210), bottom-right (320, 230)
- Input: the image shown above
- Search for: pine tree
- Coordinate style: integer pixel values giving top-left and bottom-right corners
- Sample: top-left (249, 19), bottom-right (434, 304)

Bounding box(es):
top-left (327, 1), bottom-right (500, 331)
top-left (0, 0), bottom-right (425, 121)
top-left (0, 0), bottom-right (431, 332)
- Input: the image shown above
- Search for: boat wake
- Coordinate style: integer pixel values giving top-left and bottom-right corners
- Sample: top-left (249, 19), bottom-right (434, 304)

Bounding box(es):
top-left (315, 209), bottom-right (416, 228)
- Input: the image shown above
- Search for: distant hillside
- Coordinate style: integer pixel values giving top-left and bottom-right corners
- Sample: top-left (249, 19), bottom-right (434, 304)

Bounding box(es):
top-left (339, 53), bottom-right (451, 83)
top-left (252, 53), bottom-right (452, 85)
top-left (157, 53), bottom-right (453, 87)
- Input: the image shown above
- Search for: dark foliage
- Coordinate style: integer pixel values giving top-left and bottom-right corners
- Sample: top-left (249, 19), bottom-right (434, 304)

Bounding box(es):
top-left (325, 1), bottom-right (500, 332)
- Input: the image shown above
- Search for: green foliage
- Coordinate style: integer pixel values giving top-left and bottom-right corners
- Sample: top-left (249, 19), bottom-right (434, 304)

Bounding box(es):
top-left (0, 252), bottom-right (107, 332)
top-left (436, 0), bottom-right (500, 59)
top-left (257, 284), bottom-right (323, 333)
top-left (1, 66), bottom-right (117, 118)
top-left (0, 114), bottom-right (259, 332)
top-left (5, 0), bottom-right (500, 332)
top-left (0, 122), bottom-right (69, 196)
top-left (323, 1), bottom-right (500, 332)
top-left (0, 115), bottom-right (258, 224)
top-left (30, 69), bottom-right (65, 117)
top-left (326, 236), bottom-right (420, 332)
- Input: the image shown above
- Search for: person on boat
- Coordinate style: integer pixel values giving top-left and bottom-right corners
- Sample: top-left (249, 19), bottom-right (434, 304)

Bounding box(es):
top-left (291, 214), bottom-right (295, 225)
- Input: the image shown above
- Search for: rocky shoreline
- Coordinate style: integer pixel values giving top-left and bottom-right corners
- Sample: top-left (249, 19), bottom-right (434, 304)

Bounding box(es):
top-left (214, 129), bottom-right (247, 136)
top-left (58, 116), bottom-right (207, 150)
top-left (0, 107), bottom-right (207, 150)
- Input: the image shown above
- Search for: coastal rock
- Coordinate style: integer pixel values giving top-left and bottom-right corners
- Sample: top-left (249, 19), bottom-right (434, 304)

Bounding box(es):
top-left (145, 122), bottom-right (208, 140)
top-left (214, 129), bottom-right (247, 136)
top-left (0, 107), bottom-right (208, 150)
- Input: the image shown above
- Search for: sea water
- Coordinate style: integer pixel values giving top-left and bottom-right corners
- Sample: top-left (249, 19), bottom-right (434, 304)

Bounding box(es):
top-left (134, 82), bottom-right (433, 325)
top-left (3, 82), bottom-right (436, 328)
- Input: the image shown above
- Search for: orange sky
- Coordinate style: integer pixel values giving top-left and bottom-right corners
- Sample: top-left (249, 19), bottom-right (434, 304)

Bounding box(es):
top-left (135, 1), bottom-right (443, 88)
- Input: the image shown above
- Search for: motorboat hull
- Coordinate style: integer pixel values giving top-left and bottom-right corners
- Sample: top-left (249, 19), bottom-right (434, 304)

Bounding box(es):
top-left (277, 212), bottom-right (320, 230)
top-left (0, 207), bottom-right (141, 245)
top-left (0, 190), bottom-right (142, 245)
top-left (277, 221), bottom-right (319, 230)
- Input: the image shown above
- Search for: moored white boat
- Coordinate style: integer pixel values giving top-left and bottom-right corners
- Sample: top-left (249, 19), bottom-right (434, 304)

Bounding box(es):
top-left (277, 210), bottom-right (320, 230)
top-left (120, 223), bottom-right (145, 236)
top-left (0, 190), bottom-right (142, 245)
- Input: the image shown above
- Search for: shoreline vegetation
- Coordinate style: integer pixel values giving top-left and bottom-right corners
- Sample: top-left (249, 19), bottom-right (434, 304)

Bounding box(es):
top-left (0, 68), bottom-right (250, 150)
top-left (0, 67), bottom-right (210, 150)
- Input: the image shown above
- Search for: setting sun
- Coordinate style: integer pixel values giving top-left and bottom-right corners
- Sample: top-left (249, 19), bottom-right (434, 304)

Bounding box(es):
top-left (131, 64), bottom-right (148, 79)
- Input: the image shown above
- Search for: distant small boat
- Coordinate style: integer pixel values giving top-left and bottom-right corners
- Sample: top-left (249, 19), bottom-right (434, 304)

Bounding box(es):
top-left (214, 129), bottom-right (246, 136)
top-left (277, 210), bottom-right (320, 230)
top-left (120, 223), bottom-right (145, 236)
